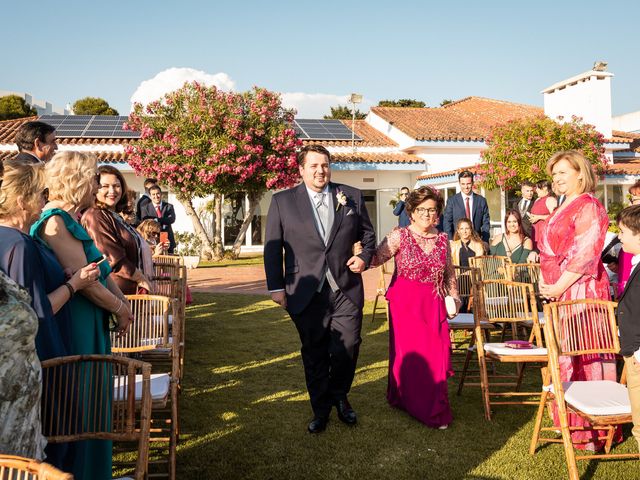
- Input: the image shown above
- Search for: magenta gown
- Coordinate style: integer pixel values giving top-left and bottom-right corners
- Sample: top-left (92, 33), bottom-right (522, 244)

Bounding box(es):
top-left (538, 193), bottom-right (621, 450)
top-left (374, 227), bottom-right (457, 428)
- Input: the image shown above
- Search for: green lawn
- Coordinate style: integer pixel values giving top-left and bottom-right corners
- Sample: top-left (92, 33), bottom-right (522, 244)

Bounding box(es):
top-left (177, 293), bottom-right (639, 480)
top-left (198, 255), bottom-right (263, 268)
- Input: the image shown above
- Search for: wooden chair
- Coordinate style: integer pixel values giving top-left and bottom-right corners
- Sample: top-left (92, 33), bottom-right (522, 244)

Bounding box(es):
top-left (529, 299), bottom-right (638, 478)
top-left (469, 255), bottom-right (510, 281)
top-left (506, 263), bottom-right (540, 291)
top-left (40, 354), bottom-right (152, 480)
top-left (457, 280), bottom-right (547, 420)
top-left (0, 455), bottom-right (73, 479)
top-left (370, 258), bottom-right (394, 323)
top-left (153, 254), bottom-right (184, 267)
top-left (112, 294), bottom-right (180, 480)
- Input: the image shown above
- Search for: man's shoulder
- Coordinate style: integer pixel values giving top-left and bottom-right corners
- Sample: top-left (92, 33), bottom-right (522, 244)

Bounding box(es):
top-left (473, 193), bottom-right (488, 203)
top-left (272, 185), bottom-right (302, 201)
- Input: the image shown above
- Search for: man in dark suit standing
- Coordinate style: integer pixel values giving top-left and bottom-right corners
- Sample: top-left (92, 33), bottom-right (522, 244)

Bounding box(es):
top-left (393, 186), bottom-right (411, 227)
top-left (141, 185), bottom-right (176, 253)
top-left (443, 170), bottom-right (491, 242)
top-left (13, 121), bottom-right (58, 164)
top-left (512, 181), bottom-right (535, 238)
top-left (135, 178), bottom-right (158, 226)
top-left (264, 145), bottom-right (376, 433)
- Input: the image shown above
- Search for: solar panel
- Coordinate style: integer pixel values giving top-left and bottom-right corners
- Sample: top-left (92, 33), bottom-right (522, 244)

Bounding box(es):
top-left (38, 115), bottom-right (140, 139)
top-left (294, 119), bottom-right (361, 141)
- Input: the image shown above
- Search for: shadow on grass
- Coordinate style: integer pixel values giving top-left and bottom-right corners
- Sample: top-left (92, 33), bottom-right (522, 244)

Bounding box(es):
top-left (176, 293), bottom-right (639, 480)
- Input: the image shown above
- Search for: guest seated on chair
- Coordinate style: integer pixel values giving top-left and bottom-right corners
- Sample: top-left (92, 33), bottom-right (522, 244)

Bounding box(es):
top-left (490, 209), bottom-right (533, 263)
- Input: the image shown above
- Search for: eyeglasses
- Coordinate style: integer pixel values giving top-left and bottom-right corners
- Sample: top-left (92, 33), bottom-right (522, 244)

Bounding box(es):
top-left (415, 207), bottom-right (438, 216)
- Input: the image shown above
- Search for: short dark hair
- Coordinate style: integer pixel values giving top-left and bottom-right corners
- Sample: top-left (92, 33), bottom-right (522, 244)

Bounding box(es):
top-left (536, 179), bottom-right (552, 191)
top-left (629, 180), bottom-right (640, 197)
top-left (95, 165), bottom-right (130, 213)
top-left (148, 185), bottom-right (163, 194)
top-left (14, 121), bottom-right (56, 152)
top-left (617, 205), bottom-right (640, 236)
top-left (144, 178), bottom-right (157, 189)
top-left (400, 186), bottom-right (410, 192)
top-left (458, 170), bottom-right (474, 182)
top-left (297, 145), bottom-right (331, 167)
top-left (405, 186), bottom-right (444, 217)
top-left (521, 181), bottom-right (535, 188)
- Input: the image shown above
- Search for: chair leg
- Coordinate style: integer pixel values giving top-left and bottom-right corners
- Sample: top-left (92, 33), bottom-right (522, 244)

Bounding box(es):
top-left (371, 295), bottom-right (379, 323)
top-left (604, 426), bottom-right (615, 454)
top-left (478, 352), bottom-right (492, 421)
top-left (515, 362), bottom-right (526, 390)
top-left (457, 332), bottom-right (476, 396)
top-left (529, 388), bottom-right (548, 455)
top-left (169, 380), bottom-right (179, 480)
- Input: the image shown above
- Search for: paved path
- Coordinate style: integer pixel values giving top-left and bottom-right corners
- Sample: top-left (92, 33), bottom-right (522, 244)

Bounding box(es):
top-left (188, 264), bottom-right (388, 301)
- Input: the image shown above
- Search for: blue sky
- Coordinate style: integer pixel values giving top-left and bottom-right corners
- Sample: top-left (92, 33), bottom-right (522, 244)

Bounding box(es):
top-left (3, 0), bottom-right (638, 117)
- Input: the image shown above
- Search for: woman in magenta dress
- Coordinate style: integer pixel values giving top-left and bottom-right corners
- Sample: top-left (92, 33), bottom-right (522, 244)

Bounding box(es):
top-left (373, 186), bottom-right (459, 429)
top-left (538, 150), bottom-right (621, 451)
top-left (528, 179), bottom-right (557, 249)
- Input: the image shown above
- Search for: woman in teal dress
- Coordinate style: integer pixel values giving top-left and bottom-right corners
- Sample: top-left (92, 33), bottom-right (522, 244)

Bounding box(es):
top-left (490, 209), bottom-right (533, 263)
top-left (31, 151), bottom-right (133, 480)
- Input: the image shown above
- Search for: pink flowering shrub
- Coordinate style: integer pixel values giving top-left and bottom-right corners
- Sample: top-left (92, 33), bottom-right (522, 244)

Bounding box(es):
top-left (475, 115), bottom-right (607, 190)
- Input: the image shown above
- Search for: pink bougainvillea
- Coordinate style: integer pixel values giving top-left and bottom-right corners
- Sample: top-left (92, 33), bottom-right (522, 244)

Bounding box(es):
top-left (474, 115), bottom-right (607, 191)
top-left (126, 82), bottom-right (302, 199)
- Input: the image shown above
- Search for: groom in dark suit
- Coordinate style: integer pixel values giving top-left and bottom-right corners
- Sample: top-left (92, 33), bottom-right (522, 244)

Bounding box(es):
top-left (264, 145), bottom-right (376, 433)
top-left (442, 170), bottom-right (491, 242)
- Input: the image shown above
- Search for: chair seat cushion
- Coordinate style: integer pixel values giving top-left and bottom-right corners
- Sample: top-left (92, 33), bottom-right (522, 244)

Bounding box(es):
top-left (448, 313), bottom-right (493, 328)
top-left (483, 342), bottom-right (547, 356)
top-left (114, 373), bottom-right (170, 401)
top-left (548, 380), bottom-right (631, 416)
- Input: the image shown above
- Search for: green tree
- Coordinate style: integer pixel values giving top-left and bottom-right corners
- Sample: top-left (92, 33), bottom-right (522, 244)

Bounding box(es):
top-left (440, 99), bottom-right (453, 106)
top-left (324, 105), bottom-right (366, 120)
top-left (72, 97), bottom-right (119, 115)
top-left (0, 95), bottom-right (37, 120)
top-left (475, 115), bottom-right (607, 190)
top-left (377, 99), bottom-right (426, 108)
top-left (126, 83), bottom-right (301, 259)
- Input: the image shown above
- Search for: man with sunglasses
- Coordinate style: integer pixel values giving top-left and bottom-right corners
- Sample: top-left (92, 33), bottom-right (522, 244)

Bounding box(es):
top-left (393, 187), bottom-right (411, 227)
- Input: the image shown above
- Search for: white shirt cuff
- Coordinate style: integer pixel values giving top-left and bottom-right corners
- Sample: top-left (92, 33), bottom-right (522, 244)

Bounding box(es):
top-left (634, 348), bottom-right (640, 363)
top-left (269, 289), bottom-right (285, 293)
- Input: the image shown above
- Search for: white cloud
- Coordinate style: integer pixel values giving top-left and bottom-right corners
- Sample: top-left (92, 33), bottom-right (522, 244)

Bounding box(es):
top-left (280, 92), bottom-right (374, 118)
top-left (130, 67), bottom-right (236, 107)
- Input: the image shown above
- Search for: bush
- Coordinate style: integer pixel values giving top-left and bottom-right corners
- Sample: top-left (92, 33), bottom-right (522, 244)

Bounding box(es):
top-left (174, 231), bottom-right (202, 257)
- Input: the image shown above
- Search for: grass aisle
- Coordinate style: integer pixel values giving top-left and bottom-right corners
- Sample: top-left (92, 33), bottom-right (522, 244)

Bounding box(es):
top-left (177, 293), bottom-right (639, 480)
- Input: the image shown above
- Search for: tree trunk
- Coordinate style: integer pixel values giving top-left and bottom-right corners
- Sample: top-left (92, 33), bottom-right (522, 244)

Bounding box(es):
top-left (211, 194), bottom-right (224, 260)
top-left (176, 195), bottom-right (216, 260)
top-left (230, 192), bottom-right (262, 258)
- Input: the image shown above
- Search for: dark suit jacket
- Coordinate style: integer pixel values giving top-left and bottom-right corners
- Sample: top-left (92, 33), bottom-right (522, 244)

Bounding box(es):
top-left (393, 201), bottom-right (411, 227)
top-left (135, 194), bottom-right (151, 226)
top-left (443, 192), bottom-right (491, 242)
top-left (13, 151), bottom-right (42, 164)
top-left (264, 182), bottom-right (376, 315)
top-left (141, 201), bottom-right (176, 250)
top-left (617, 262), bottom-right (640, 357)
top-left (511, 197), bottom-right (535, 238)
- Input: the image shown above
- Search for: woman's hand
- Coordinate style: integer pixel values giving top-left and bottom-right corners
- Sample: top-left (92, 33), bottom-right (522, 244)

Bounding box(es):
top-left (527, 251), bottom-right (539, 263)
top-left (137, 274), bottom-right (155, 294)
top-left (539, 280), bottom-right (564, 301)
top-left (153, 243), bottom-right (166, 256)
top-left (68, 263), bottom-right (101, 291)
top-left (114, 299), bottom-right (133, 337)
top-left (447, 297), bottom-right (461, 319)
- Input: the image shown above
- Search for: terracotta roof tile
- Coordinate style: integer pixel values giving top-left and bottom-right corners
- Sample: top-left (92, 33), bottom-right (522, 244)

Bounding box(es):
top-left (606, 158), bottom-right (640, 175)
top-left (0, 116), bottom-right (38, 144)
top-left (332, 152), bottom-right (423, 164)
top-left (0, 150), bottom-right (127, 164)
top-left (417, 166), bottom-right (479, 181)
top-left (372, 97), bottom-right (543, 142)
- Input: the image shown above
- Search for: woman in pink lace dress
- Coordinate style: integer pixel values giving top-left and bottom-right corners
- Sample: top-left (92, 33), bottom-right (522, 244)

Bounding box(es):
top-left (373, 187), bottom-right (459, 428)
top-left (538, 150), bottom-right (621, 451)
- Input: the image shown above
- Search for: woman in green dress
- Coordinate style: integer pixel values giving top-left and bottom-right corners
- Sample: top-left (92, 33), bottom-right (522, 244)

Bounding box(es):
top-left (31, 151), bottom-right (133, 480)
top-left (490, 209), bottom-right (533, 264)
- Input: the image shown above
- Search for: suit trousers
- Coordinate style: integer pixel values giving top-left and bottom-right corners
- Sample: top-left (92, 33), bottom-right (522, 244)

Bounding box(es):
top-left (290, 282), bottom-right (363, 417)
top-left (624, 356), bottom-right (640, 452)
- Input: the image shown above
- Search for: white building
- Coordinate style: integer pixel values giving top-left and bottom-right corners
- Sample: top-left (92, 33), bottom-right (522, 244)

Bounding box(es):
top-left (0, 90), bottom-right (71, 116)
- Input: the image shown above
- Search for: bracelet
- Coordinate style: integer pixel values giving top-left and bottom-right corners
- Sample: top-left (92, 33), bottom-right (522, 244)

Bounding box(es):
top-left (64, 282), bottom-right (75, 298)
top-left (114, 298), bottom-right (123, 314)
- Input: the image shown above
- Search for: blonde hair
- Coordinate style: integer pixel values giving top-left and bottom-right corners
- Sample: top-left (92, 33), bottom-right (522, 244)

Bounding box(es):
top-left (45, 151), bottom-right (98, 207)
top-left (0, 159), bottom-right (46, 218)
top-left (137, 219), bottom-right (161, 243)
top-left (546, 150), bottom-right (597, 194)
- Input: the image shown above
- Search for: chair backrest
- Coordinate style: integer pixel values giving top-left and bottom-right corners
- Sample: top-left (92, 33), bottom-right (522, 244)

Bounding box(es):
top-left (0, 455), bottom-right (73, 479)
top-left (469, 255), bottom-right (510, 281)
top-left (153, 254), bottom-right (184, 267)
top-left (40, 355), bottom-right (151, 479)
top-left (476, 279), bottom-right (542, 343)
top-left (111, 295), bottom-right (173, 353)
top-left (542, 299), bottom-right (619, 356)
top-left (454, 265), bottom-right (477, 300)
top-left (507, 263), bottom-right (540, 288)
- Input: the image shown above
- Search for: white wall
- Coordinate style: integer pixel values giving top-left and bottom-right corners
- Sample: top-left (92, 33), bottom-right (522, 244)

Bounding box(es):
top-left (613, 110), bottom-right (640, 133)
top-left (543, 71), bottom-right (613, 138)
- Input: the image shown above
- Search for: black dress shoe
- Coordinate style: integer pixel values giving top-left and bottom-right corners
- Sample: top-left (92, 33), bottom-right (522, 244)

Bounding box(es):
top-left (307, 416), bottom-right (328, 433)
top-left (335, 399), bottom-right (357, 425)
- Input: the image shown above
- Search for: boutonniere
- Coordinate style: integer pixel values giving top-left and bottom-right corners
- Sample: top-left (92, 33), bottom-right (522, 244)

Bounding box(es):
top-left (335, 190), bottom-right (348, 211)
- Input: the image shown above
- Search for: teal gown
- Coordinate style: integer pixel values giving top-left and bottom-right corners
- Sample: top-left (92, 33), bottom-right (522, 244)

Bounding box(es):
top-left (31, 208), bottom-right (114, 480)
